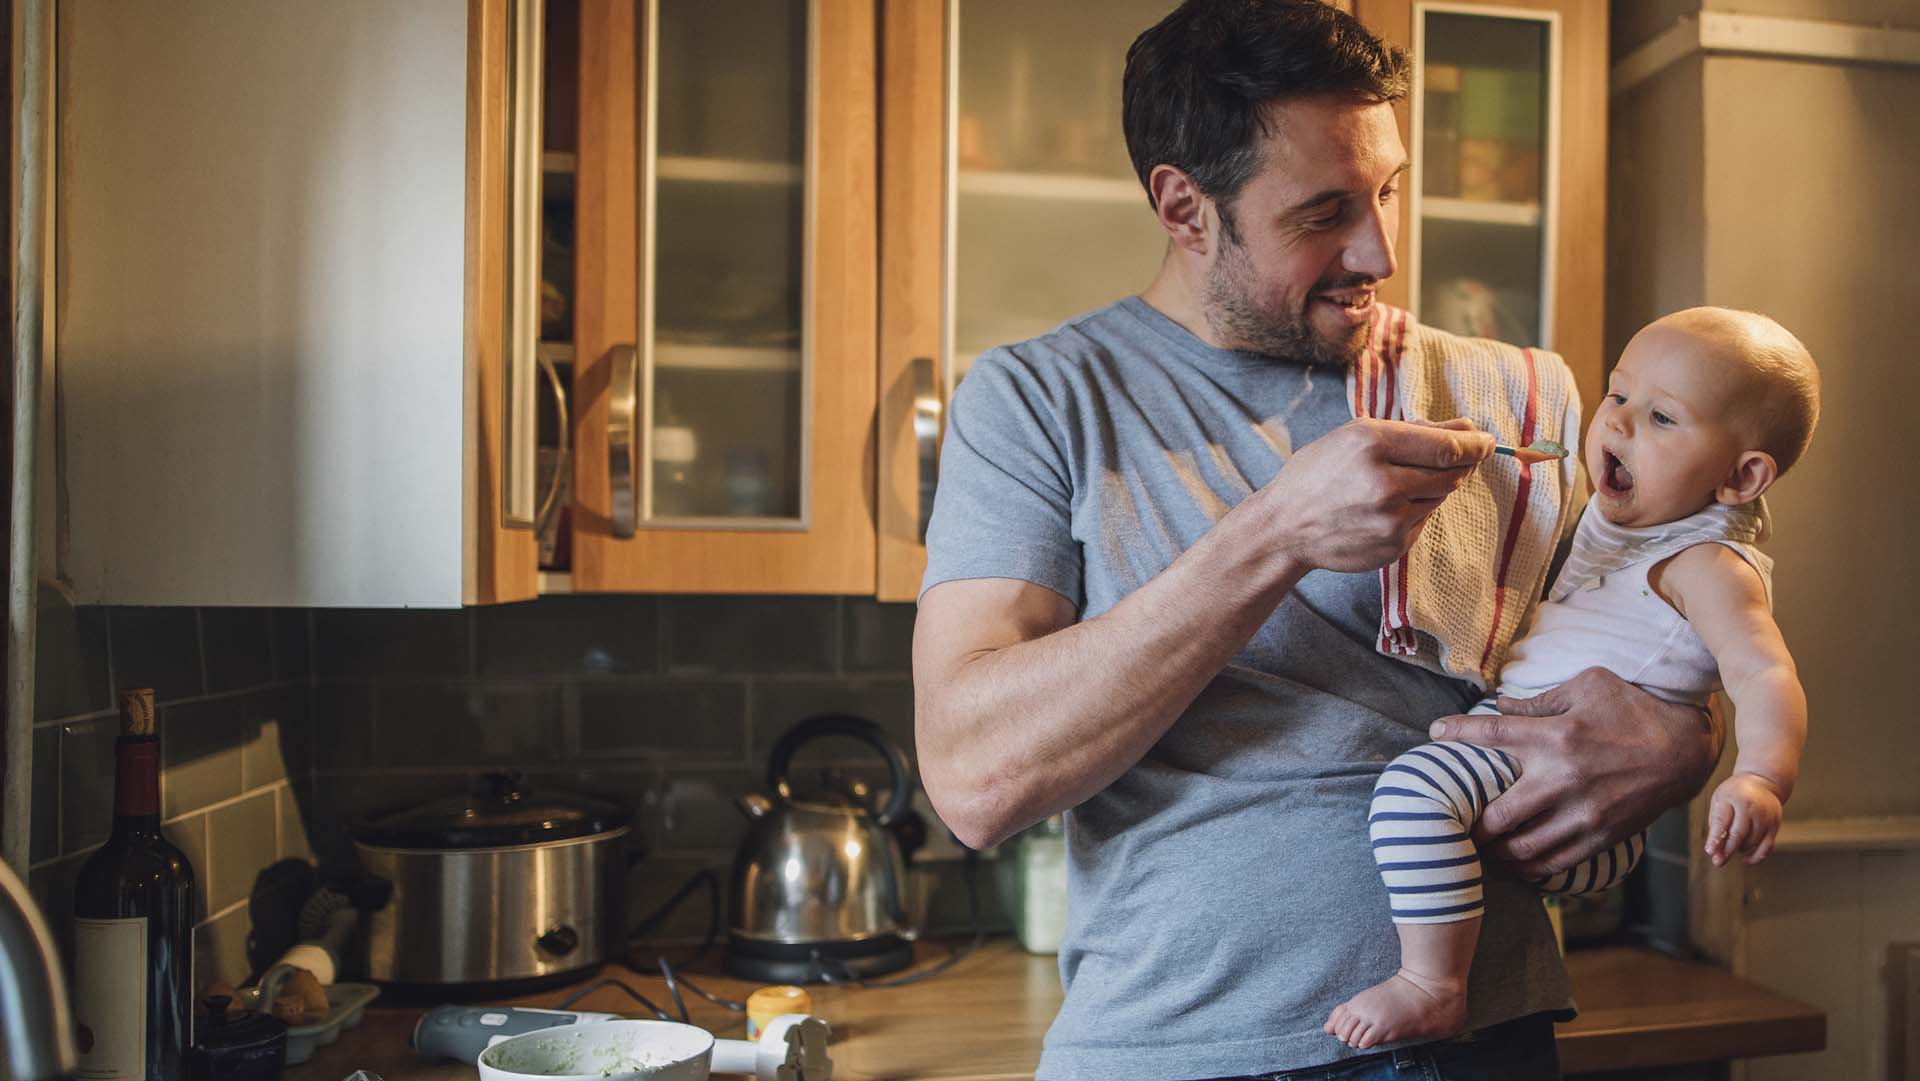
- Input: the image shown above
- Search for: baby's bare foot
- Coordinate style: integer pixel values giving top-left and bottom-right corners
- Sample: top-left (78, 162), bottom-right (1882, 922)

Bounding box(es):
top-left (1322, 969), bottom-right (1468, 1050)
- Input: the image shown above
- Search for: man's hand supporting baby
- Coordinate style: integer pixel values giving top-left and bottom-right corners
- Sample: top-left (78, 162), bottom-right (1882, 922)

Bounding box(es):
top-left (1427, 667), bottom-right (1722, 877)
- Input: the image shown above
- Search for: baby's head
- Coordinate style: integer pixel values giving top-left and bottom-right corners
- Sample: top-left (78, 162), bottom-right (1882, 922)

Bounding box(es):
top-left (1587, 306), bottom-right (1820, 528)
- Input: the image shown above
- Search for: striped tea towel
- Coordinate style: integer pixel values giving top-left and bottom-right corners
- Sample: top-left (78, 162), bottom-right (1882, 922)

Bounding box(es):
top-left (1346, 304), bottom-right (1583, 691)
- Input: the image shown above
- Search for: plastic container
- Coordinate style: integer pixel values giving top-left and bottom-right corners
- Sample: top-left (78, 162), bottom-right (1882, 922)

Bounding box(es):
top-left (1005, 816), bottom-right (1068, 954)
top-left (744, 985), bottom-right (811, 1040)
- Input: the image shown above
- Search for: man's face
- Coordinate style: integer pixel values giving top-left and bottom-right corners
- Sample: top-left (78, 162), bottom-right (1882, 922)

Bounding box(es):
top-left (1201, 96), bottom-right (1406, 366)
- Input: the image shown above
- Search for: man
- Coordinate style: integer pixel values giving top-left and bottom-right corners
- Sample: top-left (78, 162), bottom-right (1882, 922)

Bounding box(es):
top-left (912, 3), bottom-right (1719, 1079)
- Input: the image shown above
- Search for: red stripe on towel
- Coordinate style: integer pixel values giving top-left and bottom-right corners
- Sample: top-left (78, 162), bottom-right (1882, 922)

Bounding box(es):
top-left (1478, 348), bottom-right (1541, 677)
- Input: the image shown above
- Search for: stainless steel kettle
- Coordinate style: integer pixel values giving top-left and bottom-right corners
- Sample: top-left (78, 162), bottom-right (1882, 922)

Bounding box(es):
top-left (725, 714), bottom-right (917, 983)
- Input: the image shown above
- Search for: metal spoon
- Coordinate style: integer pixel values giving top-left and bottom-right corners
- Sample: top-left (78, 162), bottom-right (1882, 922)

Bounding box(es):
top-left (1492, 438), bottom-right (1568, 465)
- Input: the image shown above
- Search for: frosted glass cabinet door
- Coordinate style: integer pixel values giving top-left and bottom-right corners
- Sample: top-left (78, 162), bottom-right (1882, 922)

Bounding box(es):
top-left (648, 0), bottom-right (807, 525)
top-left (1411, 6), bottom-right (1557, 350)
top-left (571, 0), bottom-right (877, 594)
top-left (876, 0), bottom-right (1176, 600)
top-left (949, 0), bottom-right (1178, 387)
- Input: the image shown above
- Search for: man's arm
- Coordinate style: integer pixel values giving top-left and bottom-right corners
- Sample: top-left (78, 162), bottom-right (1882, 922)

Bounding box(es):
top-left (915, 418), bottom-right (1494, 850)
top-left (1429, 668), bottom-right (1724, 877)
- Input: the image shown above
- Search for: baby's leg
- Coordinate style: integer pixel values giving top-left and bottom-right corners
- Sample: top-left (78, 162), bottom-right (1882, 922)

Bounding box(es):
top-left (1536, 831), bottom-right (1647, 897)
top-left (1326, 740), bottom-right (1520, 1050)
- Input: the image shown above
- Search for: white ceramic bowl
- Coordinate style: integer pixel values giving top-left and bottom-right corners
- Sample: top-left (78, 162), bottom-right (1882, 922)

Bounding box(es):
top-left (478, 1020), bottom-right (716, 1081)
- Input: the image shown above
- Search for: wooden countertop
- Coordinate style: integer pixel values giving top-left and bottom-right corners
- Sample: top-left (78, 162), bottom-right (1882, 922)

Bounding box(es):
top-left (296, 940), bottom-right (1822, 1081)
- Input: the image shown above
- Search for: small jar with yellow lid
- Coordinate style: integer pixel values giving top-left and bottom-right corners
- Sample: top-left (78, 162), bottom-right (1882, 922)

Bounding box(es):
top-left (745, 984), bottom-right (813, 1039)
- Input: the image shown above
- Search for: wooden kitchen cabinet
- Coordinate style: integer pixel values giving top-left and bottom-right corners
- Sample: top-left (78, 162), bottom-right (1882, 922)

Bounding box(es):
top-left (875, 0), bottom-right (1179, 601)
top-left (561, 0), bottom-right (879, 595)
top-left (54, 0), bottom-right (545, 606)
top-left (1352, 0), bottom-right (1609, 411)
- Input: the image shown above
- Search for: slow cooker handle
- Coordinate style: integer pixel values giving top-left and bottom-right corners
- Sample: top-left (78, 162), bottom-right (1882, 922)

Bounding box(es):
top-left (768, 714), bottom-right (914, 827)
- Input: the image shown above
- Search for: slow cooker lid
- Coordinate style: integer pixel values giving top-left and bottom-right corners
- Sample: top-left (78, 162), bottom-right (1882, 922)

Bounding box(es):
top-left (355, 772), bottom-right (630, 849)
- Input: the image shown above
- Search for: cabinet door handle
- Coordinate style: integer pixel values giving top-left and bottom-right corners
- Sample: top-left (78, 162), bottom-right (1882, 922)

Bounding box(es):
top-left (912, 356), bottom-right (943, 543)
top-left (608, 344), bottom-right (639, 538)
top-left (534, 347), bottom-right (570, 539)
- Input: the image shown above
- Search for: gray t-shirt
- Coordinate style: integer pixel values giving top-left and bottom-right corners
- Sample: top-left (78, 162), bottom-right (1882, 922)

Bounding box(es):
top-left (920, 297), bottom-right (1572, 1080)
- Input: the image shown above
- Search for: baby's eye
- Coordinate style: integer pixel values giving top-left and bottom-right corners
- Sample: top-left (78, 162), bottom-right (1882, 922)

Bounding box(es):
top-left (1651, 410), bottom-right (1675, 426)
top-left (1606, 392), bottom-right (1626, 405)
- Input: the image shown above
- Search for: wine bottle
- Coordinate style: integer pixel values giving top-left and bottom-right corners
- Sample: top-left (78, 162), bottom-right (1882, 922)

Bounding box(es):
top-left (72, 688), bottom-right (197, 1081)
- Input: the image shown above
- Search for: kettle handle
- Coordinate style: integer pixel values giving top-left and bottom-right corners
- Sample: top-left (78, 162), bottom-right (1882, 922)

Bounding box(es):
top-left (768, 713), bottom-right (914, 827)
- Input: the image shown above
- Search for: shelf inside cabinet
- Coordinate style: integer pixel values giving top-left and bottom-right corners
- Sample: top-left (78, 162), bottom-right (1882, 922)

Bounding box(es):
top-left (657, 344), bottom-right (800, 372)
top-left (657, 156), bottom-right (802, 186)
top-left (1422, 196), bottom-right (1542, 227)
top-left (958, 170), bottom-right (1144, 204)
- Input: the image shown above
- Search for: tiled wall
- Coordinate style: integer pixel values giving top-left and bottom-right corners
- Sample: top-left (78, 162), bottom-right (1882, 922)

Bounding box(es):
top-left (304, 595), bottom-right (998, 945)
top-left (25, 591), bottom-right (998, 992)
top-left (26, 590), bottom-right (315, 988)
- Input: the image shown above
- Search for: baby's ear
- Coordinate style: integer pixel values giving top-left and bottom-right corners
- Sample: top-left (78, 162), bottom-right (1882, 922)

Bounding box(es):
top-left (1716, 450), bottom-right (1778, 506)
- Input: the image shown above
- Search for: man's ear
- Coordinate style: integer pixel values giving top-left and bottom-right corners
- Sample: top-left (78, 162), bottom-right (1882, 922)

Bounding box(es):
top-left (1716, 450), bottom-right (1777, 506)
top-left (1148, 164), bottom-right (1213, 257)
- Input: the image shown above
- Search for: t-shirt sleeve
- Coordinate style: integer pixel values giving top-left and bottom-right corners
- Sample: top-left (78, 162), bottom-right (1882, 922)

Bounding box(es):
top-left (918, 350), bottom-right (1083, 609)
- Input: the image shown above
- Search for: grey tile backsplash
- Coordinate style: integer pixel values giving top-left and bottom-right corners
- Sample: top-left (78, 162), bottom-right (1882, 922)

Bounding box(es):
top-left (27, 592), bottom-right (998, 991)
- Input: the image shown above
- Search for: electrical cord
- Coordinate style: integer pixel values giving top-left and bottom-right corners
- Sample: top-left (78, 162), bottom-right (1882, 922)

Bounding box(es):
top-left (588, 848), bottom-right (988, 1015)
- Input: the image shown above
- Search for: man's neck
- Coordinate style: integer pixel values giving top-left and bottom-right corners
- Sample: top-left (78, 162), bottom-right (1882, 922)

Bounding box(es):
top-left (1140, 259), bottom-right (1229, 351)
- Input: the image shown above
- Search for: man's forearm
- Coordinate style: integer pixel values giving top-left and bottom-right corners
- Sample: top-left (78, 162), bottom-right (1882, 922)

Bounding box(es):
top-left (917, 495), bottom-right (1306, 848)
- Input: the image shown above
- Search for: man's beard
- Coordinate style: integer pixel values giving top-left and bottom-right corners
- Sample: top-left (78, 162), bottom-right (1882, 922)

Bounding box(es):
top-left (1202, 233), bottom-right (1371, 368)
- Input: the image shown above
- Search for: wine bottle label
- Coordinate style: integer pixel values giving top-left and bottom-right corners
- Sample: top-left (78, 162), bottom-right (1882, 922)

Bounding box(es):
top-left (73, 916), bottom-right (148, 1081)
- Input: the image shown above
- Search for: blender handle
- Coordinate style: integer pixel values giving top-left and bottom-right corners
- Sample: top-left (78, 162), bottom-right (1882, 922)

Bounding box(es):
top-left (768, 714), bottom-right (914, 827)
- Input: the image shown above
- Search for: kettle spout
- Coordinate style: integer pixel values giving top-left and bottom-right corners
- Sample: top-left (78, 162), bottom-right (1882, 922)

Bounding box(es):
top-left (736, 792), bottom-right (775, 820)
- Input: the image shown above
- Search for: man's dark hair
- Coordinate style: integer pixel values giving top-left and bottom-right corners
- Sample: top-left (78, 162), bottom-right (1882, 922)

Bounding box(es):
top-left (1123, 0), bottom-right (1410, 239)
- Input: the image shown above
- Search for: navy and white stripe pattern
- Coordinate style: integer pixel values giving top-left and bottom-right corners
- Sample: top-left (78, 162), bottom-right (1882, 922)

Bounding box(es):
top-left (1369, 739), bottom-right (1646, 925)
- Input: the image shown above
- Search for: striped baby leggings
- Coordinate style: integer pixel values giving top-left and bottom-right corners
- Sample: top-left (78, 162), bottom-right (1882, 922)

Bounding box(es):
top-left (1369, 739), bottom-right (1647, 924)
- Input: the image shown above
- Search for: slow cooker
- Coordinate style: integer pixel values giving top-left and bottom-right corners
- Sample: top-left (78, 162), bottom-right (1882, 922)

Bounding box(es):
top-left (353, 773), bottom-right (631, 992)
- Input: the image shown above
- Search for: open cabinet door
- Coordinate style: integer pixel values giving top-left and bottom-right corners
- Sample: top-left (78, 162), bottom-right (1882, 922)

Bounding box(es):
top-left (570, 0), bottom-right (877, 595)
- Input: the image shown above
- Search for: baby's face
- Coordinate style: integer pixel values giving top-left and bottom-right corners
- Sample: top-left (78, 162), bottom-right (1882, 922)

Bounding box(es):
top-left (1586, 324), bottom-right (1752, 527)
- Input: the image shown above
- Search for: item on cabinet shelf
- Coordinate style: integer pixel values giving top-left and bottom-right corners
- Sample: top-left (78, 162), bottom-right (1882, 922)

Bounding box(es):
top-left (72, 688), bottom-right (198, 1081)
top-left (413, 1005), bottom-right (620, 1064)
top-left (999, 816), bottom-right (1068, 955)
top-left (723, 447), bottom-right (774, 516)
top-left (1457, 137), bottom-right (1541, 204)
top-left (184, 996), bottom-right (287, 1081)
top-left (1426, 277), bottom-right (1531, 345)
top-left (1422, 63), bottom-right (1463, 198)
top-left (352, 773), bottom-right (632, 991)
top-left (727, 714), bottom-right (920, 983)
top-left (1457, 65), bottom-right (1543, 203)
top-left (955, 113), bottom-right (996, 171)
top-left (651, 391), bottom-right (699, 519)
top-left (477, 1016), bottom-right (833, 1081)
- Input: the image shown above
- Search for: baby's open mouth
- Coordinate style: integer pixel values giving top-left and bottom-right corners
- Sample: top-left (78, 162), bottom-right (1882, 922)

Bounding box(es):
top-left (1604, 450), bottom-right (1635, 493)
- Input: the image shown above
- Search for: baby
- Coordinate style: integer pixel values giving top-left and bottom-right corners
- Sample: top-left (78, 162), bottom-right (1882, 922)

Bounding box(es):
top-left (1325, 306), bottom-right (1820, 1050)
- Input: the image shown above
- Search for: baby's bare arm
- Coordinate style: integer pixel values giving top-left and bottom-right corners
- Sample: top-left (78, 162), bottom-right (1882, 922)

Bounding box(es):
top-left (1657, 543), bottom-right (1806, 800)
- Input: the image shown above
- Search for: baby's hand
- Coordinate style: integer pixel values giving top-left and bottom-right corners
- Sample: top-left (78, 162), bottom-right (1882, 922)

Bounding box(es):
top-left (1705, 773), bottom-right (1786, 866)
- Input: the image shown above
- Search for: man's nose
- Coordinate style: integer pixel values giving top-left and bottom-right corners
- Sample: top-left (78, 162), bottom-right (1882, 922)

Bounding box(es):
top-left (1343, 201), bottom-right (1396, 281)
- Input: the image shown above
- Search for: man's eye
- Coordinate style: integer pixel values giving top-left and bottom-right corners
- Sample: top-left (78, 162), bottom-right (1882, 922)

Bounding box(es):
top-left (1652, 410), bottom-right (1674, 426)
top-left (1379, 185), bottom-right (1398, 204)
